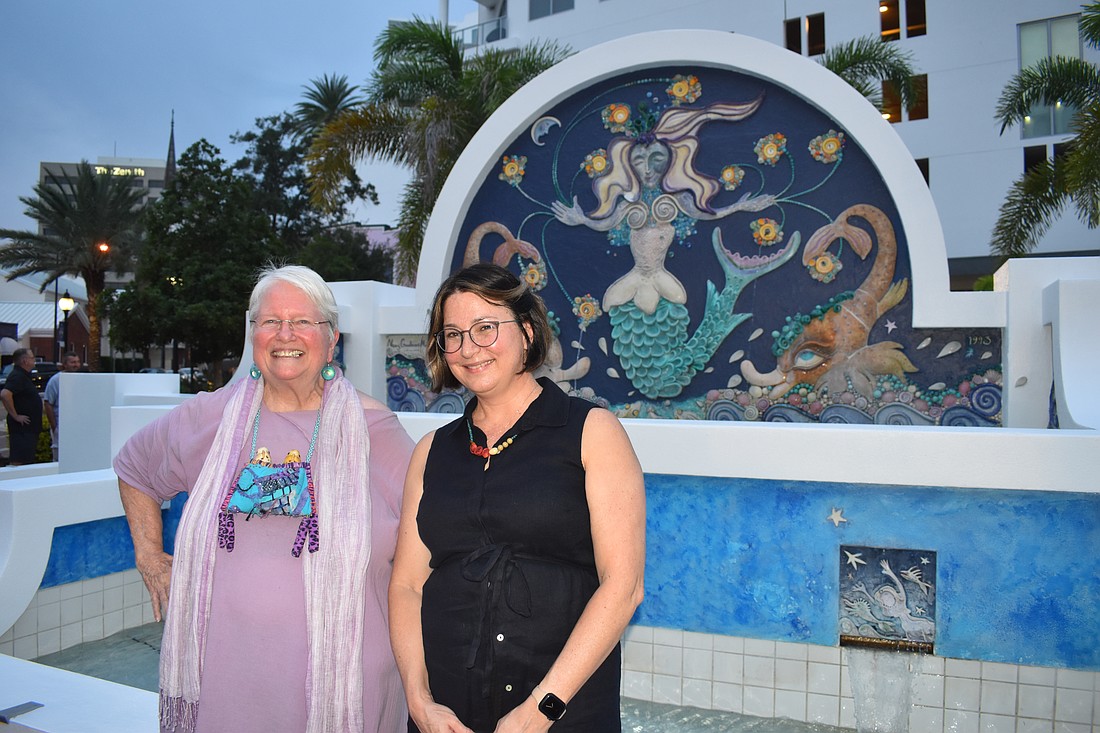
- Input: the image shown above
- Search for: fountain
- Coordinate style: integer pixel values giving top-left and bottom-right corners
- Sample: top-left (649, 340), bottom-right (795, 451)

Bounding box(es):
top-left (847, 647), bottom-right (915, 732)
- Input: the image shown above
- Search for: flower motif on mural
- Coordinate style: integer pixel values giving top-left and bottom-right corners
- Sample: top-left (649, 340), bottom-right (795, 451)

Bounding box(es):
top-left (498, 155), bottom-right (527, 186)
top-left (666, 74), bottom-right (702, 105)
top-left (720, 164), bottom-right (745, 191)
top-left (808, 129), bottom-right (846, 164)
top-left (572, 294), bottom-right (603, 331)
top-left (602, 103), bottom-right (632, 133)
top-left (750, 217), bottom-right (784, 247)
top-left (754, 132), bottom-right (787, 166)
top-left (807, 251), bottom-right (843, 283)
top-left (582, 149), bottom-right (609, 178)
top-left (521, 258), bottom-right (548, 291)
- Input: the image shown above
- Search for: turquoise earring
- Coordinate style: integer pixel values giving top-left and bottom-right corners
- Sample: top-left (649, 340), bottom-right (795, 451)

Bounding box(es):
top-left (321, 363), bottom-right (336, 381)
top-left (249, 364), bottom-right (261, 380)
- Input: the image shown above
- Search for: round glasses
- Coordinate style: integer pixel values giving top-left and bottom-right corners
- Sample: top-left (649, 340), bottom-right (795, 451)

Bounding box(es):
top-left (435, 320), bottom-right (518, 353)
top-left (251, 318), bottom-right (330, 332)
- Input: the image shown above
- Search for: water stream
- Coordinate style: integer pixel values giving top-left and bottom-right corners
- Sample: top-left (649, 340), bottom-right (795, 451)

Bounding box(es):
top-left (845, 647), bottom-right (915, 732)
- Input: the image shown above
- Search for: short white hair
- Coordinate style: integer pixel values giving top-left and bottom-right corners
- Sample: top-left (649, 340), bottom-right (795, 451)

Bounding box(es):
top-left (249, 264), bottom-right (338, 334)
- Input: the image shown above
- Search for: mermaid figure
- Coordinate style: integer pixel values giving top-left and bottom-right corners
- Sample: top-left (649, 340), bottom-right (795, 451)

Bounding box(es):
top-left (552, 98), bottom-right (795, 398)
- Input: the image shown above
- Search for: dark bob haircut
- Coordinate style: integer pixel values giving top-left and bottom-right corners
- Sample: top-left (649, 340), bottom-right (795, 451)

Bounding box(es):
top-left (425, 263), bottom-right (553, 392)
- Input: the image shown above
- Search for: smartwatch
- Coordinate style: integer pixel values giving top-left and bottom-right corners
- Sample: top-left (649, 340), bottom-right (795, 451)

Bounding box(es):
top-left (535, 690), bottom-right (567, 721)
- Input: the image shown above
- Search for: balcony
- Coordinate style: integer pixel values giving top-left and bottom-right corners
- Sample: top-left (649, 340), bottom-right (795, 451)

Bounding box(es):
top-left (455, 16), bottom-right (508, 48)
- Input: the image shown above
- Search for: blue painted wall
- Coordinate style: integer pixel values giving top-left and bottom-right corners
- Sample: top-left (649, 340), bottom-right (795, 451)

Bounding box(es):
top-left (41, 495), bottom-right (186, 588)
top-left (638, 474), bottom-right (1100, 670)
top-left (42, 479), bottom-right (1099, 671)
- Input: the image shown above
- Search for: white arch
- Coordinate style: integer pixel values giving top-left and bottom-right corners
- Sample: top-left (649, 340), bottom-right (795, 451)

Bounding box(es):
top-left (415, 29), bottom-right (1004, 328)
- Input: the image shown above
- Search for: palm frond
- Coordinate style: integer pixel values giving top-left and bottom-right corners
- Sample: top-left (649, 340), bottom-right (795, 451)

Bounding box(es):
top-left (1061, 99), bottom-right (1100, 226)
top-left (370, 57), bottom-right (463, 107)
top-left (1080, 2), bottom-right (1100, 50)
top-left (306, 104), bottom-right (415, 211)
top-left (293, 73), bottom-right (364, 138)
top-left (990, 161), bottom-right (1069, 257)
top-left (0, 160), bottom-right (143, 368)
top-left (374, 17), bottom-right (464, 80)
top-left (995, 56), bottom-right (1100, 133)
top-left (393, 179), bottom-right (430, 285)
top-left (819, 35), bottom-right (919, 111)
top-left (465, 42), bottom-right (571, 111)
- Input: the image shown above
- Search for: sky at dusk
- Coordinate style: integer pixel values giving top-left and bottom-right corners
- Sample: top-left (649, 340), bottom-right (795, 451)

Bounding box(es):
top-left (0, 0), bottom-right (479, 232)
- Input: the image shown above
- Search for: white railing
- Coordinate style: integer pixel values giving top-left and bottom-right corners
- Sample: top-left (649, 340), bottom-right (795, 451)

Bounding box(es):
top-left (455, 16), bottom-right (508, 48)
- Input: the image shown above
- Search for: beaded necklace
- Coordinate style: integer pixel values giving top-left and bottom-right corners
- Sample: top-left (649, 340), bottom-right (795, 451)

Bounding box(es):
top-left (466, 381), bottom-right (540, 471)
top-left (467, 419), bottom-right (517, 471)
top-left (249, 403), bottom-right (323, 463)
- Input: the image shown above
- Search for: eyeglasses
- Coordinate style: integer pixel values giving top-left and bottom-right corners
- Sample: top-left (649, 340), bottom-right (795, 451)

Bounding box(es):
top-left (435, 320), bottom-right (518, 353)
top-left (251, 318), bottom-right (330, 332)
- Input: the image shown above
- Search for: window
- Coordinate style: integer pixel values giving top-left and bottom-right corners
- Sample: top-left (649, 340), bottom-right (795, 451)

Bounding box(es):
top-left (1025, 142), bottom-right (1074, 174)
top-left (914, 158), bottom-right (929, 184)
top-left (807, 13), bottom-right (825, 56)
top-left (148, 179), bottom-right (165, 189)
top-left (529, 0), bottom-right (572, 21)
top-left (909, 74), bottom-right (928, 120)
top-left (881, 74), bottom-right (928, 123)
top-left (784, 17), bottom-right (801, 54)
top-left (880, 0), bottom-right (925, 41)
top-left (906, 0), bottom-right (926, 38)
top-left (783, 14), bottom-right (825, 56)
top-left (1023, 145), bottom-right (1046, 173)
top-left (1019, 15), bottom-right (1080, 138)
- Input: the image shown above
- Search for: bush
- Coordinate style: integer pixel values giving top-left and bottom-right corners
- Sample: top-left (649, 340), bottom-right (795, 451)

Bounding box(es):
top-left (35, 414), bottom-right (52, 463)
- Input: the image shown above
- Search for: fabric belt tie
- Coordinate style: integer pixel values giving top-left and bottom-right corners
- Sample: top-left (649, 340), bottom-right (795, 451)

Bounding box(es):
top-left (460, 543), bottom-right (533, 687)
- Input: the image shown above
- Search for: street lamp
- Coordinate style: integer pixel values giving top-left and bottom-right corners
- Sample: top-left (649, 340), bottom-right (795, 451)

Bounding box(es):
top-left (58, 290), bottom-right (75, 354)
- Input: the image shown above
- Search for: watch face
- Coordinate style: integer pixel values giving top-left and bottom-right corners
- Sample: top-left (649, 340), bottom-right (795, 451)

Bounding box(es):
top-left (538, 692), bottom-right (567, 721)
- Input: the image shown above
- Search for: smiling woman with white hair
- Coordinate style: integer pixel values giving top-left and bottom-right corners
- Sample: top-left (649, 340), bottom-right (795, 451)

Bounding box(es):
top-left (114, 264), bottom-right (414, 733)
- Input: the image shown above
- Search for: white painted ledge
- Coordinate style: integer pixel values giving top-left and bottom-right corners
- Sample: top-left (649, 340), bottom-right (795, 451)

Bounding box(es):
top-left (0, 654), bottom-right (156, 733)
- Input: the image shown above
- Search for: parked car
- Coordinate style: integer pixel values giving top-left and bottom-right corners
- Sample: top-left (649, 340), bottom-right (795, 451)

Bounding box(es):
top-left (179, 367), bottom-right (213, 393)
top-left (0, 361), bottom-right (59, 393)
top-left (30, 361), bottom-right (60, 392)
top-left (138, 367), bottom-right (173, 374)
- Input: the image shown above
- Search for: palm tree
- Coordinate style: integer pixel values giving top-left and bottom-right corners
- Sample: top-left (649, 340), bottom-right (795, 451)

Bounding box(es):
top-left (307, 18), bottom-right (570, 283)
top-left (292, 73), bottom-right (365, 139)
top-left (991, 3), bottom-right (1100, 258)
top-left (819, 35), bottom-right (921, 114)
top-left (0, 161), bottom-right (144, 370)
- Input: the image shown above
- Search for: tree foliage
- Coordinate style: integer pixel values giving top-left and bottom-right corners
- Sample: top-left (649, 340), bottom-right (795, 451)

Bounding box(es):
top-left (297, 226), bottom-right (393, 283)
top-left (119, 140), bottom-right (274, 384)
top-left (819, 35), bottom-right (920, 112)
top-left (292, 73), bottom-right (365, 139)
top-left (307, 18), bottom-right (571, 283)
top-left (0, 161), bottom-right (144, 370)
top-left (991, 2), bottom-right (1100, 257)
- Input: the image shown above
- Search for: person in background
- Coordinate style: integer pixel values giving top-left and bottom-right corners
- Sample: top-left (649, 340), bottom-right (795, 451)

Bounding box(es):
top-left (44, 351), bottom-right (82, 461)
top-left (115, 264), bottom-right (414, 733)
top-left (389, 263), bottom-right (646, 733)
top-left (1, 348), bottom-right (43, 466)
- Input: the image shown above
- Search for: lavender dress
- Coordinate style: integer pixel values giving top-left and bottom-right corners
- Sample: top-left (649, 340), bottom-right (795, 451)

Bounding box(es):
top-left (114, 387), bottom-right (414, 733)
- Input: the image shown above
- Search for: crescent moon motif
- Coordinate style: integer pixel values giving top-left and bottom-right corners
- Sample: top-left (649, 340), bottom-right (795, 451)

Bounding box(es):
top-left (531, 116), bottom-right (561, 146)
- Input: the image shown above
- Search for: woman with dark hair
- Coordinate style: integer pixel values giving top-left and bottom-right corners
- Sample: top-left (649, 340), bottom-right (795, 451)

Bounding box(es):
top-left (390, 263), bottom-right (646, 732)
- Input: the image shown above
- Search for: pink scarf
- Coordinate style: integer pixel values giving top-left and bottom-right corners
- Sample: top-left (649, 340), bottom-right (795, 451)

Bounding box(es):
top-left (159, 373), bottom-right (372, 733)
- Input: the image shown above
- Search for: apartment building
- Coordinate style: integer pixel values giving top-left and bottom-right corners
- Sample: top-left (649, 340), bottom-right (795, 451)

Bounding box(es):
top-left (453, 0), bottom-right (1099, 287)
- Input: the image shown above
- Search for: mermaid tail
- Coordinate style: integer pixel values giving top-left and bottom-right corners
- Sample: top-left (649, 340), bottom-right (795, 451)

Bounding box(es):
top-left (608, 227), bottom-right (799, 398)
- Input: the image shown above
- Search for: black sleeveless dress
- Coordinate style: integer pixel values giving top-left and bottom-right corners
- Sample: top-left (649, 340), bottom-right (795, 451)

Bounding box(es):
top-left (413, 378), bottom-right (621, 733)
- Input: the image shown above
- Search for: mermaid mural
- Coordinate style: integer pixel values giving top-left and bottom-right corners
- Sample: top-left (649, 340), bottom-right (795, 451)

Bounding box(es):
top-left (551, 95), bottom-right (798, 398)
top-left (386, 65), bottom-right (1003, 426)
